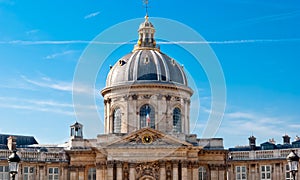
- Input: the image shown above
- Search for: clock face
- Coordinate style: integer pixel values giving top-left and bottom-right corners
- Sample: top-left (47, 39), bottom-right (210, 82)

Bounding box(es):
top-left (142, 134), bottom-right (153, 144)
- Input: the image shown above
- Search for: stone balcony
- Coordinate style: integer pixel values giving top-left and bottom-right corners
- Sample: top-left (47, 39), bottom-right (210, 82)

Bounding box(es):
top-left (229, 148), bottom-right (298, 161)
top-left (0, 150), bottom-right (68, 162)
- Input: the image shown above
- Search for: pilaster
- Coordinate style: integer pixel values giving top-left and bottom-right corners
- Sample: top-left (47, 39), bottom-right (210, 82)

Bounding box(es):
top-left (181, 160), bottom-right (188, 180)
top-left (116, 161), bottom-right (123, 180)
top-left (192, 161), bottom-right (199, 180)
top-left (107, 161), bottom-right (114, 180)
top-left (129, 163), bottom-right (136, 180)
top-left (78, 166), bottom-right (85, 180)
top-left (96, 161), bottom-right (107, 180)
top-left (172, 160), bottom-right (179, 180)
top-left (159, 160), bottom-right (166, 180)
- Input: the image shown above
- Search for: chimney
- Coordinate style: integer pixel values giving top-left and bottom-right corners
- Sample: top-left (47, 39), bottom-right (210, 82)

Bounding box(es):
top-left (282, 134), bottom-right (290, 144)
top-left (248, 135), bottom-right (256, 150)
top-left (7, 136), bottom-right (17, 151)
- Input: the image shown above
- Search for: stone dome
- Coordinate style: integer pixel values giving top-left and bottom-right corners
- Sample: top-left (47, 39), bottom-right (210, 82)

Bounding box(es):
top-left (106, 15), bottom-right (188, 88)
top-left (106, 49), bottom-right (188, 87)
top-left (101, 15), bottom-right (193, 135)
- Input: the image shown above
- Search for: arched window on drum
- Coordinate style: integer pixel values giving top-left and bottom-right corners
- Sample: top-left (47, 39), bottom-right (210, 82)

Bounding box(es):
top-left (173, 107), bottom-right (181, 133)
top-left (140, 104), bottom-right (155, 129)
top-left (113, 108), bottom-right (121, 133)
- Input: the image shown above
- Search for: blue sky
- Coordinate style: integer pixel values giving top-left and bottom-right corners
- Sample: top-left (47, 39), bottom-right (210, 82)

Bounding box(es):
top-left (0, 0), bottom-right (299, 148)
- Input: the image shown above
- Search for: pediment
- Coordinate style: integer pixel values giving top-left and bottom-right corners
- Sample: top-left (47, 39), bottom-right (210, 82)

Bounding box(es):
top-left (105, 128), bottom-right (192, 148)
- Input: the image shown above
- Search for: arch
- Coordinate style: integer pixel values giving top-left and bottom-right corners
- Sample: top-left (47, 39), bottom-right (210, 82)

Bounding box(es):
top-left (113, 107), bottom-right (122, 133)
top-left (140, 104), bottom-right (155, 129)
top-left (198, 166), bottom-right (207, 180)
top-left (173, 107), bottom-right (181, 133)
top-left (139, 175), bottom-right (156, 180)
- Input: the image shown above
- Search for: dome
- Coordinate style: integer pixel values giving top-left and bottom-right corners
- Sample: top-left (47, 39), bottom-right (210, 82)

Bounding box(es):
top-left (106, 49), bottom-right (188, 87)
top-left (105, 16), bottom-right (188, 88)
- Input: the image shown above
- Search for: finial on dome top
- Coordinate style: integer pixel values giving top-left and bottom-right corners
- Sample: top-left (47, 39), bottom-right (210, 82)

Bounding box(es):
top-left (133, 0), bottom-right (159, 51)
top-left (145, 14), bottom-right (149, 21)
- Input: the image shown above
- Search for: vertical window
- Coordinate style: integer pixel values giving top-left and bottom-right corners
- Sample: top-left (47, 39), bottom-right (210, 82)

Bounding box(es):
top-left (260, 165), bottom-right (271, 180)
top-left (286, 164), bottom-right (293, 180)
top-left (24, 166), bottom-right (35, 180)
top-left (236, 166), bottom-right (247, 180)
top-left (140, 104), bottom-right (155, 129)
top-left (198, 166), bottom-right (206, 180)
top-left (48, 167), bottom-right (59, 180)
top-left (88, 168), bottom-right (96, 180)
top-left (113, 108), bottom-right (121, 133)
top-left (173, 107), bottom-right (181, 132)
top-left (0, 166), bottom-right (9, 180)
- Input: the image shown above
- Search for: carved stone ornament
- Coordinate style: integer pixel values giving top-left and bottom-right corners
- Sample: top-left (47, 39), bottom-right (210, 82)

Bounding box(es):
top-left (165, 95), bottom-right (172, 101)
top-left (143, 94), bottom-right (152, 99)
top-left (136, 162), bottom-right (160, 179)
top-left (132, 94), bottom-right (138, 100)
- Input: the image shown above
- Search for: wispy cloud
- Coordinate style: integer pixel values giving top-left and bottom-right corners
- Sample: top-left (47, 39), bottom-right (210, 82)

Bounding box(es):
top-left (0, 97), bottom-right (74, 116)
top-left (22, 75), bottom-right (73, 92)
top-left (216, 110), bottom-right (298, 147)
top-left (21, 75), bottom-right (95, 94)
top-left (241, 10), bottom-right (300, 25)
top-left (1, 38), bottom-right (300, 46)
top-left (0, 96), bottom-right (97, 116)
top-left (44, 50), bottom-right (77, 60)
top-left (26, 29), bottom-right (39, 35)
top-left (84, 11), bottom-right (100, 19)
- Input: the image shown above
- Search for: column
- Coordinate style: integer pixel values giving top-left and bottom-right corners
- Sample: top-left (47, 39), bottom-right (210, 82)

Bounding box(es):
top-left (209, 164), bottom-right (218, 180)
top-left (116, 161), bottom-right (123, 180)
top-left (62, 167), bottom-right (68, 180)
top-left (78, 166), bottom-right (85, 180)
top-left (69, 166), bottom-right (78, 180)
top-left (107, 161), bottom-right (114, 180)
top-left (172, 160), bottom-right (179, 180)
top-left (181, 161), bottom-right (188, 180)
top-left (192, 161), bottom-right (199, 180)
top-left (96, 162), bottom-right (103, 180)
top-left (38, 166), bottom-right (45, 180)
top-left (159, 160), bottom-right (166, 180)
top-left (129, 163), bottom-right (136, 180)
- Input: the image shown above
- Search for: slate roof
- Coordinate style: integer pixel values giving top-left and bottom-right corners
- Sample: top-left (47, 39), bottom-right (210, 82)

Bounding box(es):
top-left (0, 134), bottom-right (38, 149)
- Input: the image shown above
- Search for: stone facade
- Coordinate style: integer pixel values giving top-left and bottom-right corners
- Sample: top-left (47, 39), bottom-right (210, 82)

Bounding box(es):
top-left (228, 135), bottom-right (300, 180)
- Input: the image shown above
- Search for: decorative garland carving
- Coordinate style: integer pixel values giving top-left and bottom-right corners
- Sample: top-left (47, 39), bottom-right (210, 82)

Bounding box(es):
top-left (136, 162), bottom-right (160, 179)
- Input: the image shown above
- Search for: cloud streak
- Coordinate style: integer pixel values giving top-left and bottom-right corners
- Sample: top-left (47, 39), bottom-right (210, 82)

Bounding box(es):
top-left (0, 97), bottom-right (74, 116)
top-left (44, 50), bottom-right (77, 60)
top-left (0, 96), bottom-right (97, 116)
top-left (21, 75), bottom-right (96, 94)
top-left (216, 110), bottom-right (299, 147)
top-left (1, 38), bottom-right (300, 46)
top-left (84, 11), bottom-right (100, 19)
top-left (241, 10), bottom-right (300, 25)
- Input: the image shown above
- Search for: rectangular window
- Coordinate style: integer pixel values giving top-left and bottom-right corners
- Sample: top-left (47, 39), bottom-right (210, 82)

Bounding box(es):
top-left (48, 167), bottom-right (59, 180)
top-left (261, 165), bottom-right (271, 180)
top-left (0, 166), bottom-right (9, 180)
top-left (198, 166), bottom-right (207, 180)
top-left (24, 166), bottom-right (35, 180)
top-left (285, 164), bottom-right (293, 180)
top-left (236, 166), bottom-right (247, 180)
top-left (88, 168), bottom-right (96, 180)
